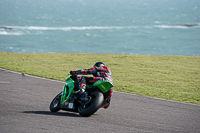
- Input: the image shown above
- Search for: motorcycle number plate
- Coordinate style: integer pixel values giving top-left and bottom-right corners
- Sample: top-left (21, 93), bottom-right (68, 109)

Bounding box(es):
top-left (68, 103), bottom-right (74, 109)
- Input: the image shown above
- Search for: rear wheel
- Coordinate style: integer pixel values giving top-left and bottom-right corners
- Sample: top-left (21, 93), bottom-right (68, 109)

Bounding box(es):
top-left (78, 91), bottom-right (104, 117)
top-left (50, 92), bottom-right (62, 112)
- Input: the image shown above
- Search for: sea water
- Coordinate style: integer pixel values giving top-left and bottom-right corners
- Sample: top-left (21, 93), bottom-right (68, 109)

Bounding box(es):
top-left (0, 0), bottom-right (200, 55)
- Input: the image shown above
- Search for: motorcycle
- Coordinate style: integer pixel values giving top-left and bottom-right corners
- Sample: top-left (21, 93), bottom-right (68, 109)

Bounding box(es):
top-left (49, 75), bottom-right (113, 117)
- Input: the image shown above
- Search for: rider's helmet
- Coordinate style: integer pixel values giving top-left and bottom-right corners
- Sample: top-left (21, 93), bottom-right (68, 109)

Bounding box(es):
top-left (94, 62), bottom-right (105, 68)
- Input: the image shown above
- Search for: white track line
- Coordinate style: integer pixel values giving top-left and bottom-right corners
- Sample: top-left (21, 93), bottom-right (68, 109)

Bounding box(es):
top-left (1, 67), bottom-right (199, 107)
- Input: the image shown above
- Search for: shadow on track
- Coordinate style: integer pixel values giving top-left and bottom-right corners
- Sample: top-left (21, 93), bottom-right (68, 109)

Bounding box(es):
top-left (23, 111), bottom-right (81, 117)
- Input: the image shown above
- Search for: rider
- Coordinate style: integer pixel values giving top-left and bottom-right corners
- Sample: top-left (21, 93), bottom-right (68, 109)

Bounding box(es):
top-left (70, 62), bottom-right (113, 109)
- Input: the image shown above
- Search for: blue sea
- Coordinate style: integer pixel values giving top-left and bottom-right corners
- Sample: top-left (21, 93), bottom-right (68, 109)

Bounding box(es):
top-left (0, 0), bottom-right (200, 55)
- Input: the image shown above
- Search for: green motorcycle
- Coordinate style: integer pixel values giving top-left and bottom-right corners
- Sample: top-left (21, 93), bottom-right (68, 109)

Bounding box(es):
top-left (50, 75), bottom-right (113, 117)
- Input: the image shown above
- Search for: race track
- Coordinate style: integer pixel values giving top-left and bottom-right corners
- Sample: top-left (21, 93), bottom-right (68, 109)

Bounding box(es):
top-left (0, 68), bottom-right (200, 133)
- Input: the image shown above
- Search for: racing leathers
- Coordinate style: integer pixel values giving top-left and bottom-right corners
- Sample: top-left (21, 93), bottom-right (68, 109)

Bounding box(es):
top-left (70, 65), bottom-right (113, 109)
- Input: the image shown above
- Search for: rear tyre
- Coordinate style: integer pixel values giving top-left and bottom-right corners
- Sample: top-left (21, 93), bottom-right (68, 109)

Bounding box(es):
top-left (78, 91), bottom-right (104, 117)
top-left (50, 92), bottom-right (62, 112)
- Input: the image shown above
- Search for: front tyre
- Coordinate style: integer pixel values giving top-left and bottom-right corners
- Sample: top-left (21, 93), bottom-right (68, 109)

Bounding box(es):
top-left (50, 92), bottom-right (62, 112)
top-left (78, 91), bottom-right (104, 117)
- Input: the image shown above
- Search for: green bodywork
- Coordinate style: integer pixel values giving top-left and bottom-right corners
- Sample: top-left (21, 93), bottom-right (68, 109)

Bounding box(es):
top-left (93, 80), bottom-right (113, 93)
top-left (60, 76), bottom-right (113, 105)
top-left (60, 76), bottom-right (75, 105)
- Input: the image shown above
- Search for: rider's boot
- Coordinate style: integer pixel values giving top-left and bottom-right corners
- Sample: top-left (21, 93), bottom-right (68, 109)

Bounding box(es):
top-left (73, 84), bottom-right (91, 104)
top-left (102, 97), bottom-right (111, 109)
top-left (73, 88), bottom-right (85, 95)
top-left (73, 82), bottom-right (86, 95)
top-left (102, 100), bottom-right (110, 109)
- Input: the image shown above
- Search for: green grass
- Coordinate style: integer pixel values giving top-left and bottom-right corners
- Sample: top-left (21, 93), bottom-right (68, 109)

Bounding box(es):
top-left (0, 52), bottom-right (200, 105)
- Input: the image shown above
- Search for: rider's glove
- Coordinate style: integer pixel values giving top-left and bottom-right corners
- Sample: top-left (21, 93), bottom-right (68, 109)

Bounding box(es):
top-left (70, 70), bottom-right (77, 75)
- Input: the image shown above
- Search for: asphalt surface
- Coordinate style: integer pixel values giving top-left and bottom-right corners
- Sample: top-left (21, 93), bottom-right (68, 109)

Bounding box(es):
top-left (0, 68), bottom-right (200, 133)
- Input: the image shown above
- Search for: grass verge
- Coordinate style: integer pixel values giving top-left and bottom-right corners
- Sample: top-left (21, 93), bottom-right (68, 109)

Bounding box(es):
top-left (0, 52), bottom-right (200, 105)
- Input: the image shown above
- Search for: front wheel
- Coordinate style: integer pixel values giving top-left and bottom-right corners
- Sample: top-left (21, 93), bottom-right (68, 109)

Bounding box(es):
top-left (50, 92), bottom-right (62, 112)
top-left (78, 91), bottom-right (104, 117)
